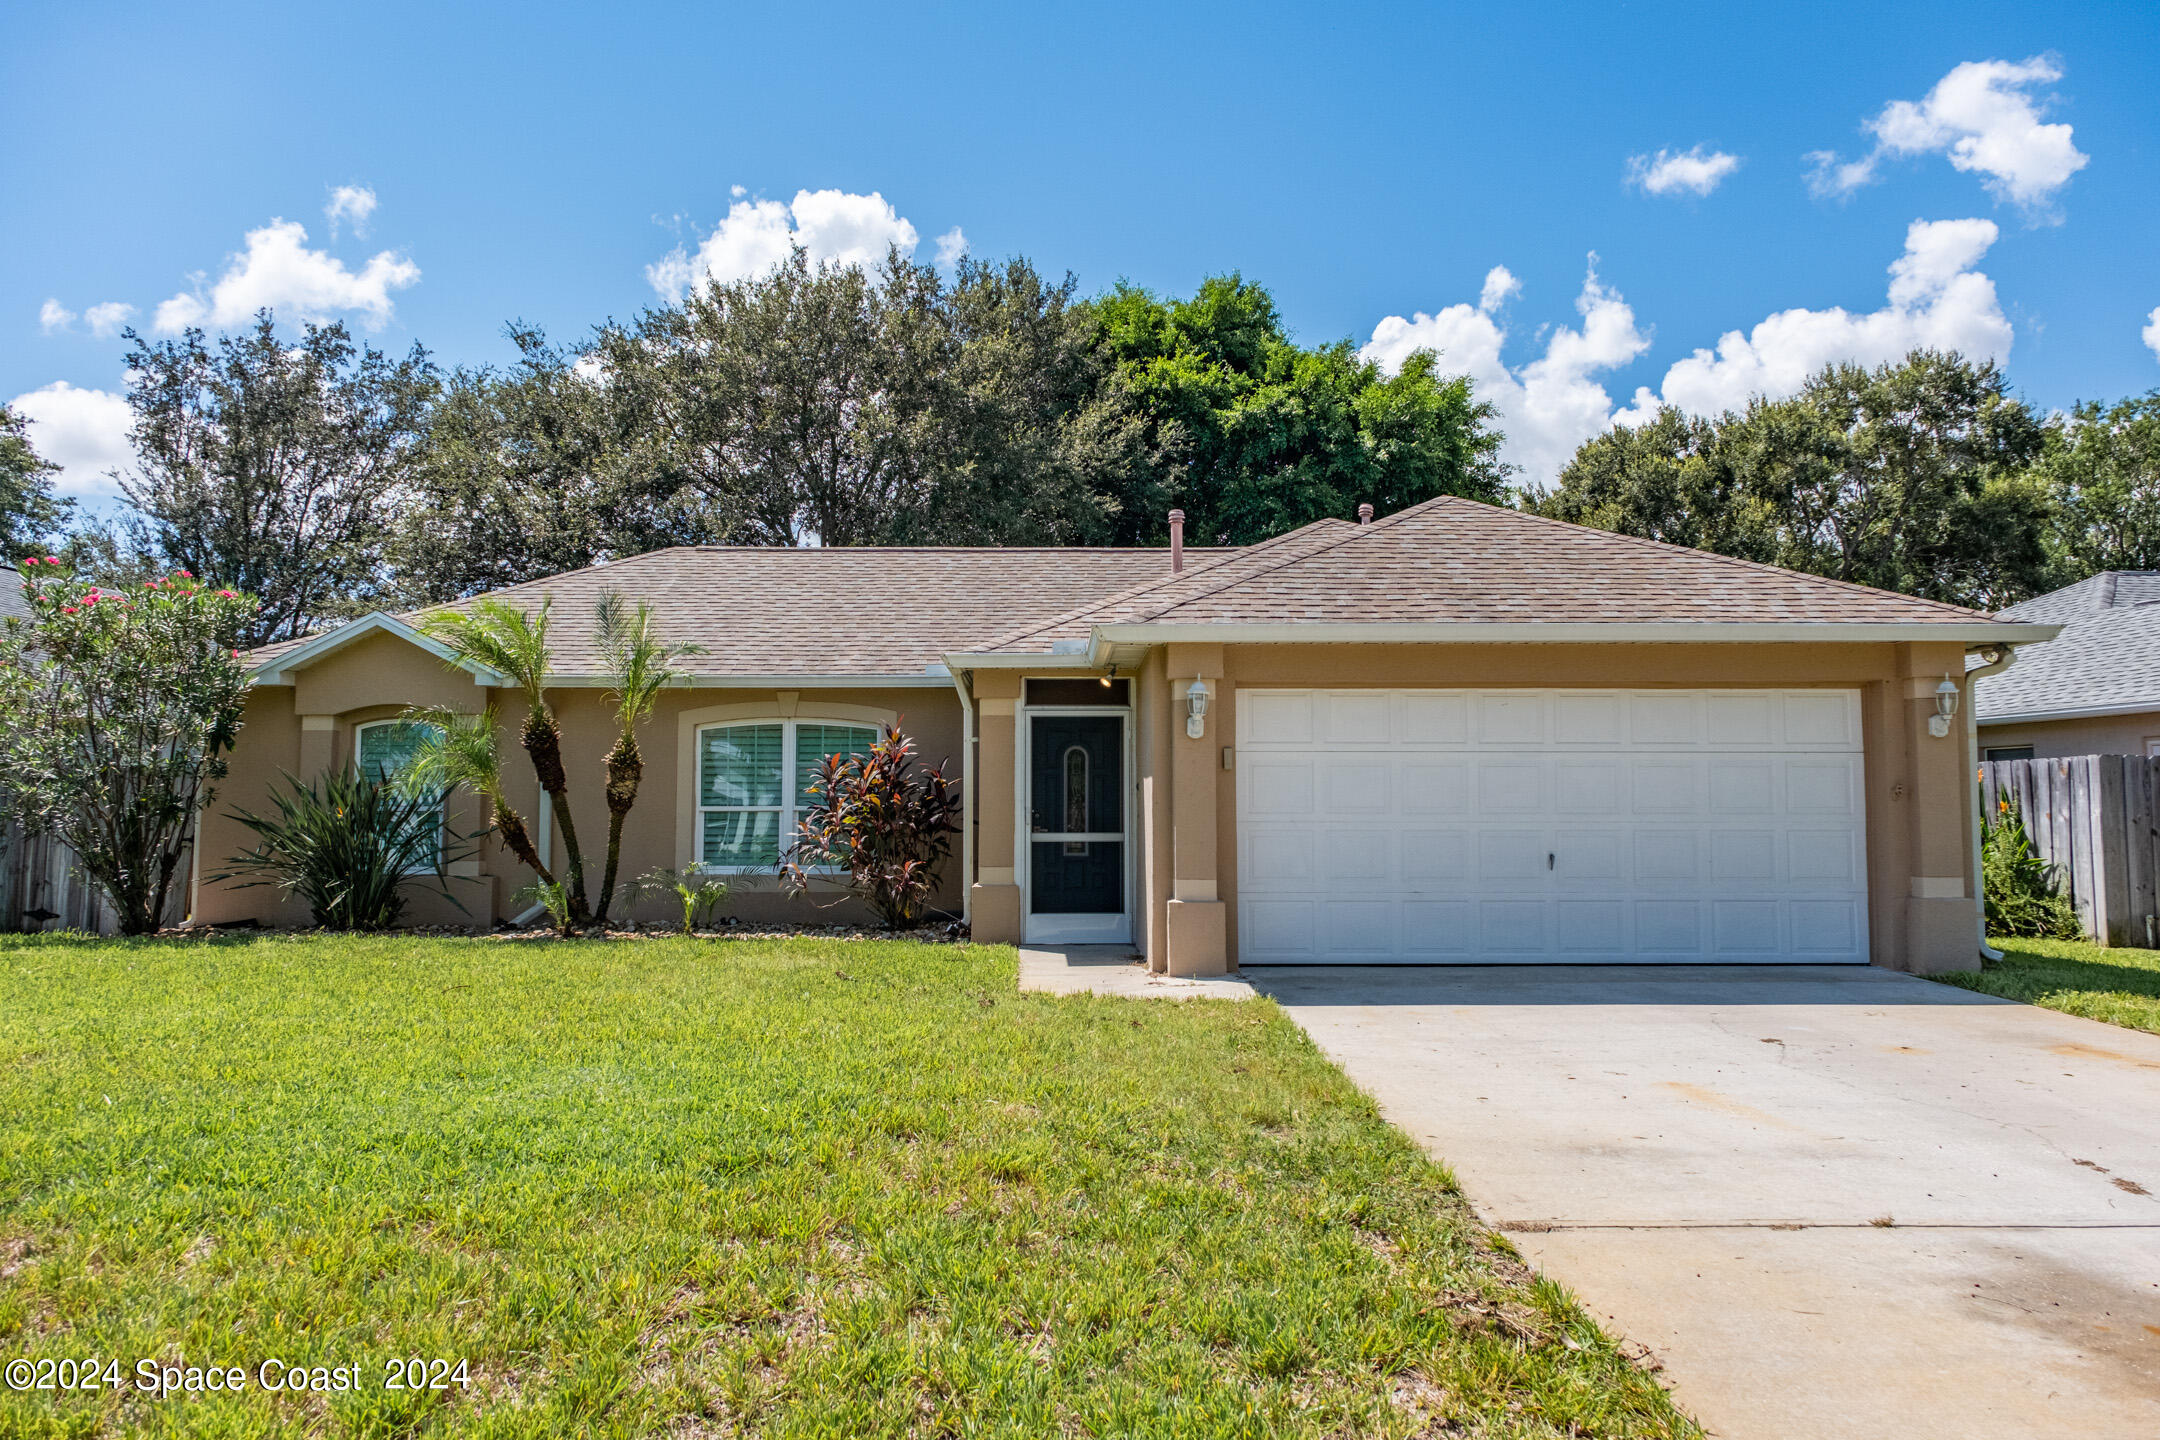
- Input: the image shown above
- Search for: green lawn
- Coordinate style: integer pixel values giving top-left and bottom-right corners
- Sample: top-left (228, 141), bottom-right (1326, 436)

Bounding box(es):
top-left (0, 934), bottom-right (1694, 1439)
top-left (1933, 936), bottom-right (2160, 1035)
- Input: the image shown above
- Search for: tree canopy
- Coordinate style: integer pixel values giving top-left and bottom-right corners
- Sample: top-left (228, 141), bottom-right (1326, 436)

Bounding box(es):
top-left (1, 403), bottom-right (71, 560)
top-left (1534, 351), bottom-right (2054, 609)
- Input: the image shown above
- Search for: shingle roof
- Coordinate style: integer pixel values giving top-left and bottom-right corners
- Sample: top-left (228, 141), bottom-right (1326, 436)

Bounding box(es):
top-left (975, 496), bottom-right (2001, 652)
top-left (249, 547), bottom-right (1216, 679)
top-left (0, 567), bottom-right (27, 626)
top-left (1976, 571), bottom-right (2160, 721)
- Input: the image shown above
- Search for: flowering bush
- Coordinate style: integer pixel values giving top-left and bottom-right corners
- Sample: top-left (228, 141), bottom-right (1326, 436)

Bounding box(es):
top-left (0, 558), bottom-right (256, 933)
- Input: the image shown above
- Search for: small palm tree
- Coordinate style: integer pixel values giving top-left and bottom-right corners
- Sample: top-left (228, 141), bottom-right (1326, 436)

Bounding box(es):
top-left (401, 705), bottom-right (557, 897)
top-left (592, 591), bottom-right (700, 925)
top-left (418, 598), bottom-right (592, 925)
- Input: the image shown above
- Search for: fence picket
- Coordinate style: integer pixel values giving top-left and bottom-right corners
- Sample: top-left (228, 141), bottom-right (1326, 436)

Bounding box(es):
top-left (1983, 754), bottom-right (2160, 949)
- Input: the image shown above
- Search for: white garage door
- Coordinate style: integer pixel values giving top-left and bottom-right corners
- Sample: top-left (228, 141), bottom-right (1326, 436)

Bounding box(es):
top-left (1236, 689), bottom-right (1869, 964)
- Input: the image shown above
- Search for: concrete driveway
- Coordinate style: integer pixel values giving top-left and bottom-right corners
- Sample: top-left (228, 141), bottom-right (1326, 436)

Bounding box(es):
top-left (1252, 965), bottom-right (2160, 1440)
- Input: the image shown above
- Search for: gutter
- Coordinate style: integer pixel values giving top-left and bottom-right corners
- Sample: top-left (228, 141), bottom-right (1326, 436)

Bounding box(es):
top-left (1965, 643), bottom-right (2020, 963)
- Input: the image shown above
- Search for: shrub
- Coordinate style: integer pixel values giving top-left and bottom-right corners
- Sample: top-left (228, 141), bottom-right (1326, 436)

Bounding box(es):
top-left (214, 770), bottom-right (463, 930)
top-left (1982, 796), bottom-right (2084, 941)
top-left (620, 867), bottom-right (731, 934)
top-left (0, 560), bottom-right (255, 934)
top-left (780, 723), bottom-right (959, 929)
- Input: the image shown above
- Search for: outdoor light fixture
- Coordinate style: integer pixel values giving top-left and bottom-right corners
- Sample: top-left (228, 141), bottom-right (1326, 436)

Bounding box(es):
top-left (1185, 676), bottom-right (1212, 739)
top-left (1101, 663), bottom-right (1116, 688)
top-left (1928, 674), bottom-right (1960, 738)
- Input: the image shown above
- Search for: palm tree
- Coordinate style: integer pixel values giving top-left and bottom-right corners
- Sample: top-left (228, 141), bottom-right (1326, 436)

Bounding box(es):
top-left (418, 599), bottom-right (592, 924)
top-left (401, 705), bottom-right (555, 888)
top-left (592, 591), bottom-right (700, 925)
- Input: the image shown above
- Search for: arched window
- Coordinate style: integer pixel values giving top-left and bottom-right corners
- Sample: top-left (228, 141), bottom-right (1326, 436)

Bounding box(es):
top-left (696, 721), bottom-right (876, 869)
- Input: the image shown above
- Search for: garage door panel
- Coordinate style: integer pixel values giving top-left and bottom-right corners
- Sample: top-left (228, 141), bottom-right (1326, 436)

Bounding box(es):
top-left (1401, 761), bottom-right (1470, 814)
top-left (1402, 903), bottom-right (1474, 953)
top-left (1402, 830), bottom-right (1470, 882)
top-left (1320, 760), bottom-right (1391, 815)
top-left (1236, 689), bottom-right (1867, 965)
top-left (1477, 761), bottom-right (1543, 813)
top-left (1318, 692), bottom-right (1391, 744)
top-left (1320, 829), bottom-right (1392, 882)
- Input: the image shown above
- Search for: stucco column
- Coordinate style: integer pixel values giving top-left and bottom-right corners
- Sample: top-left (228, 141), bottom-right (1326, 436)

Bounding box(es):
top-left (1899, 643), bottom-right (1981, 974)
top-left (970, 672), bottom-right (1023, 944)
top-left (1165, 643), bottom-right (1227, 975)
top-left (298, 714), bottom-right (337, 777)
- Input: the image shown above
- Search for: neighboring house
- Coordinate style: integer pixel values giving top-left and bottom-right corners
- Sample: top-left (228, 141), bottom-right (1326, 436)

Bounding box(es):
top-left (1974, 572), bottom-right (2160, 762)
top-left (204, 497), bottom-right (2052, 974)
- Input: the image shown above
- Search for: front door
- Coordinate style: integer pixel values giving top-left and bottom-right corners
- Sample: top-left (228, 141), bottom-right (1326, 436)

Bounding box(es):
top-left (1025, 712), bottom-right (1129, 943)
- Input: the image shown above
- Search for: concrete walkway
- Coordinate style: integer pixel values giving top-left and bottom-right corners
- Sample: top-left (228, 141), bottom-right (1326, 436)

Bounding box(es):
top-left (1015, 945), bottom-right (1256, 1000)
top-left (1251, 964), bottom-right (2160, 1440)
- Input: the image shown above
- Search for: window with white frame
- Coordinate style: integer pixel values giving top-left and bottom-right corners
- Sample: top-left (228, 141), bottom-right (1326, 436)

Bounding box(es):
top-left (696, 721), bottom-right (877, 869)
top-left (354, 718), bottom-right (446, 864)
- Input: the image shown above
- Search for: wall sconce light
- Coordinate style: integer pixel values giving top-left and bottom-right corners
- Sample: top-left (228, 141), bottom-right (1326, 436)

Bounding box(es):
top-left (1185, 676), bottom-right (1212, 739)
top-left (1100, 663), bottom-right (1117, 688)
top-left (1928, 674), bottom-right (1960, 738)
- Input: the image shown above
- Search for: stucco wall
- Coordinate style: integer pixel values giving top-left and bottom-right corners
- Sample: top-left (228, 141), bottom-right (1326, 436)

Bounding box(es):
top-left (1979, 711), bottom-right (2160, 760)
top-left (971, 640), bottom-right (1983, 974)
top-left (198, 634), bottom-right (966, 930)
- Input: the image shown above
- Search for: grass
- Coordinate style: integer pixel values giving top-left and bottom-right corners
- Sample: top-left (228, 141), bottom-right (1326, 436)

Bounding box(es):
top-left (1932, 936), bottom-right (2160, 1035)
top-left (0, 934), bottom-right (1695, 1439)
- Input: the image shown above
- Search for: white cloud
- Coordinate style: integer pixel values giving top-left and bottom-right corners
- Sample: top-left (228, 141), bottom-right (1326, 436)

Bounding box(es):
top-left (647, 188), bottom-right (924, 301)
top-left (325, 184), bottom-right (378, 238)
top-left (2144, 307), bottom-right (2160, 364)
top-left (153, 218), bottom-right (420, 333)
top-left (84, 302), bottom-right (136, 339)
top-left (1363, 259), bottom-right (1651, 489)
top-left (1627, 146), bottom-right (1742, 197)
top-left (9, 382), bottom-right (134, 497)
top-left (1361, 221), bottom-right (2013, 490)
top-left (934, 226), bottom-right (968, 269)
top-left (39, 299), bottom-right (76, 334)
top-left (1622, 218), bottom-right (2011, 423)
top-left (1808, 57), bottom-right (2088, 215)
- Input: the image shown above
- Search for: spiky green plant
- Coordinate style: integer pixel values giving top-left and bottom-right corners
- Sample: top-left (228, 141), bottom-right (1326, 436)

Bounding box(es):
top-left (619, 866), bottom-right (731, 935)
top-left (1982, 795), bottom-right (2085, 941)
top-left (591, 591), bottom-right (700, 925)
top-left (401, 704), bottom-right (555, 891)
top-left (213, 770), bottom-right (462, 930)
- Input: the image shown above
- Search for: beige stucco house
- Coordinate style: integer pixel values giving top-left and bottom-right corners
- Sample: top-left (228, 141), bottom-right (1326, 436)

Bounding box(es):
top-left (1975, 571), bottom-right (2160, 761)
top-left (203, 497), bottom-right (2053, 974)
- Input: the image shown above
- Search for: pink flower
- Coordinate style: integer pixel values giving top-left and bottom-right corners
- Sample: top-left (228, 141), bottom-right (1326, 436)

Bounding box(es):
top-left (44, 556), bottom-right (58, 565)
top-left (178, 569), bottom-right (194, 579)
top-left (20, 557), bottom-right (36, 567)
top-left (61, 606), bottom-right (78, 614)
top-left (230, 648), bottom-right (241, 658)
top-left (217, 589), bottom-right (237, 599)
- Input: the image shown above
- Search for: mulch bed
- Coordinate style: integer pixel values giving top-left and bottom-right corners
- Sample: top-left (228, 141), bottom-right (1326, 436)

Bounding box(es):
top-left (158, 918), bottom-right (973, 944)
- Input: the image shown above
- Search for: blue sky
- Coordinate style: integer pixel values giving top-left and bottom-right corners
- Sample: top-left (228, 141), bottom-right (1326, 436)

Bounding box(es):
top-left (7, 0), bottom-right (2158, 499)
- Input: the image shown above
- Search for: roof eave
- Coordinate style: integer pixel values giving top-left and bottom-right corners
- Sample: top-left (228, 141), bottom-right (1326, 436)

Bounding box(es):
top-left (249, 612), bottom-right (507, 687)
top-left (1978, 698), bottom-right (2160, 727)
top-left (1075, 619), bottom-right (2058, 663)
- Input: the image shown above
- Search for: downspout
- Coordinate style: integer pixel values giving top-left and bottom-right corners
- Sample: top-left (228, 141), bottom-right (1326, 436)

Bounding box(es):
top-left (1965, 643), bottom-right (2018, 961)
top-left (511, 769), bottom-right (554, 927)
top-left (951, 668), bottom-right (976, 928)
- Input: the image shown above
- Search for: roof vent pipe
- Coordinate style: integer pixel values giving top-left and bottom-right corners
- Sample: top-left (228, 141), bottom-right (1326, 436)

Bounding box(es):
top-left (1357, 503), bottom-right (1374, 524)
top-left (1169, 509), bottom-right (1185, 573)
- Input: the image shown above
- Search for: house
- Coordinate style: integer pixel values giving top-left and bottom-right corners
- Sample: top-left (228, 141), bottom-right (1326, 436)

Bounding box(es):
top-left (1975, 571), bottom-right (2160, 761)
top-left (203, 496), bottom-right (2053, 974)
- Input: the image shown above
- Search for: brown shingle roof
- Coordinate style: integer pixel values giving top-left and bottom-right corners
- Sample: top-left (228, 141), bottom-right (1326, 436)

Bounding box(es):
top-left (249, 546), bottom-right (1213, 678)
top-left (971, 496), bottom-right (2001, 652)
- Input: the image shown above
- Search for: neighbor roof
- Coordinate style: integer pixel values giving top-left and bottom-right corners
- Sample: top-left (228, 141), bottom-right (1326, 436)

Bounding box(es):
top-left (1976, 571), bottom-right (2160, 724)
top-left (248, 546), bottom-right (1217, 682)
top-left (969, 496), bottom-right (2036, 655)
top-left (0, 567), bottom-right (27, 626)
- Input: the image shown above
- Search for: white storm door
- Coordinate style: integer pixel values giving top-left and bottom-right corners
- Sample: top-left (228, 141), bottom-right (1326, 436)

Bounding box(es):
top-left (1236, 689), bottom-right (1869, 965)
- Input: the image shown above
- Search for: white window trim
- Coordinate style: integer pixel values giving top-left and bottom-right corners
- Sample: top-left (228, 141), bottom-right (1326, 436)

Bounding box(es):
top-left (692, 718), bottom-right (880, 874)
top-left (352, 717), bottom-right (447, 872)
top-left (672, 700), bottom-right (900, 877)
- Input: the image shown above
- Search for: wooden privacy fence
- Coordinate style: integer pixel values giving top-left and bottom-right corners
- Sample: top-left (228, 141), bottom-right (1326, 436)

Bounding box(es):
top-left (1980, 755), bottom-right (2160, 949)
